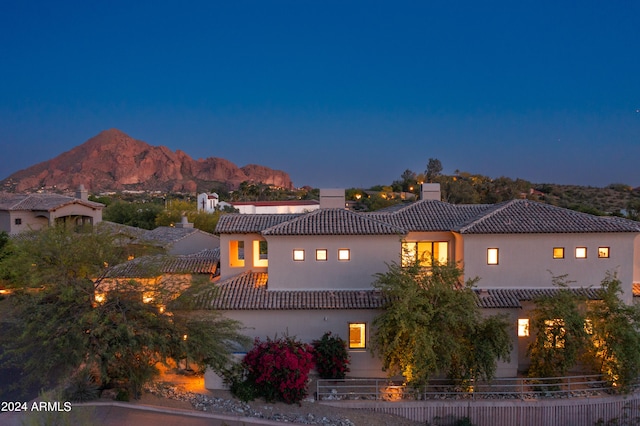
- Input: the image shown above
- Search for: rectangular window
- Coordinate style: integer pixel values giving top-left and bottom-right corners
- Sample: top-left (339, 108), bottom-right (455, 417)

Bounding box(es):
top-left (575, 247), bottom-right (587, 259)
top-left (14, 218), bottom-right (22, 225)
top-left (293, 249), bottom-right (305, 261)
top-left (401, 241), bottom-right (449, 267)
top-left (598, 247), bottom-right (610, 258)
top-left (338, 249), bottom-right (351, 261)
top-left (229, 240), bottom-right (245, 267)
top-left (316, 249), bottom-right (328, 261)
top-left (253, 240), bottom-right (268, 267)
top-left (487, 248), bottom-right (499, 265)
top-left (349, 323), bottom-right (366, 349)
top-left (553, 247), bottom-right (564, 259)
top-left (518, 319), bottom-right (530, 337)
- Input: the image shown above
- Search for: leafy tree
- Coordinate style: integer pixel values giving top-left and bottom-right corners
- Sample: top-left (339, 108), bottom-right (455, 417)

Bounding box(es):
top-left (425, 158), bottom-right (443, 182)
top-left (103, 201), bottom-right (163, 229)
top-left (371, 262), bottom-right (511, 387)
top-left (312, 332), bottom-right (350, 379)
top-left (527, 276), bottom-right (589, 378)
top-left (586, 272), bottom-right (640, 391)
top-left (0, 226), bottom-right (248, 399)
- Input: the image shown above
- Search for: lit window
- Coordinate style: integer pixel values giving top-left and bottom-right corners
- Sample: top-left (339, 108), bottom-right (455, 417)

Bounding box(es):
top-left (575, 247), bottom-right (587, 259)
top-left (338, 249), bottom-right (351, 261)
top-left (598, 247), bottom-right (610, 258)
top-left (487, 248), bottom-right (499, 265)
top-left (401, 241), bottom-right (449, 267)
top-left (518, 319), bottom-right (530, 337)
top-left (349, 323), bottom-right (366, 349)
top-left (584, 319), bottom-right (593, 335)
top-left (316, 249), bottom-right (328, 261)
top-left (544, 319), bottom-right (565, 348)
top-left (253, 240), bottom-right (268, 267)
top-left (293, 249), bottom-right (305, 261)
top-left (229, 240), bottom-right (245, 267)
top-left (553, 247), bottom-right (564, 259)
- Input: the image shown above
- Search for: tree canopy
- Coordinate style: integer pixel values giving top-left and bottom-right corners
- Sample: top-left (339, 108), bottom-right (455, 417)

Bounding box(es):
top-left (370, 261), bottom-right (511, 387)
top-left (0, 226), bottom-right (248, 400)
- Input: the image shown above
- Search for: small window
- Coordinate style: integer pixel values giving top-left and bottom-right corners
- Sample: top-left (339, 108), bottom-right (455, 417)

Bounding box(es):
top-left (316, 249), bottom-right (328, 261)
top-left (229, 240), bottom-right (245, 267)
top-left (253, 240), bottom-right (268, 267)
top-left (575, 247), bottom-right (587, 259)
top-left (349, 323), bottom-right (366, 349)
top-left (598, 247), bottom-right (610, 258)
top-left (553, 247), bottom-right (564, 259)
top-left (518, 319), bottom-right (530, 337)
top-left (293, 249), bottom-right (305, 261)
top-left (338, 249), bottom-right (351, 261)
top-left (487, 248), bottom-right (499, 265)
top-left (14, 218), bottom-right (22, 225)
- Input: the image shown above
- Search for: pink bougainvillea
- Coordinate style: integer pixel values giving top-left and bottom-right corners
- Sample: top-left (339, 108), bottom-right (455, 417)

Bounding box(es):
top-left (242, 335), bottom-right (315, 404)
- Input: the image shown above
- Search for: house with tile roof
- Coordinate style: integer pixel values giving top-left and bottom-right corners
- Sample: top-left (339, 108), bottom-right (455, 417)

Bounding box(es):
top-left (0, 187), bottom-right (104, 234)
top-left (132, 216), bottom-right (220, 255)
top-left (201, 185), bottom-right (640, 385)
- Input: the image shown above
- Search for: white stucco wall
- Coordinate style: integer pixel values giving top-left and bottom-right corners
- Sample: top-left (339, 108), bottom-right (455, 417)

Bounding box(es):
top-left (265, 234), bottom-right (402, 290)
top-left (462, 233), bottom-right (636, 301)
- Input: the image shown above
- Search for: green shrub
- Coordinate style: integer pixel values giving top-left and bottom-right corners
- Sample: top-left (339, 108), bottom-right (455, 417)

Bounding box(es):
top-left (312, 332), bottom-right (350, 379)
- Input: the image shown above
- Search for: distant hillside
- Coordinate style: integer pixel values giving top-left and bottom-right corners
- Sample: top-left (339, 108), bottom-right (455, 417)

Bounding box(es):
top-left (0, 129), bottom-right (292, 194)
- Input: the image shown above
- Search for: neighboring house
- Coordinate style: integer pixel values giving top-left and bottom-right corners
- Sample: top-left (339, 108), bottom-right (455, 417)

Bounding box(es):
top-left (97, 248), bottom-right (220, 306)
top-left (133, 216), bottom-right (220, 255)
top-left (230, 200), bottom-right (320, 214)
top-left (195, 185), bottom-right (640, 385)
top-left (0, 186), bottom-right (104, 234)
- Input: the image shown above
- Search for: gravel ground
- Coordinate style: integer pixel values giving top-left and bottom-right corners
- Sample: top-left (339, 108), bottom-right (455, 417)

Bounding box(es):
top-left (141, 382), bottom-right (423, 426)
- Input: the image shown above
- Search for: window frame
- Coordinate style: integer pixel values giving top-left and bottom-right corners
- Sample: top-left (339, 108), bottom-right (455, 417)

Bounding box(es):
top-left (338, 248), bottom-right (351, 261)
top-left (598, 247), bottom-right (610, 258)
top-left (553, 247), bottom-right (565, 259)
top-left (518, 318), bottom-right (530, 337)
top-left (401, 241), bottom-right (449, 267)
top-left (293, 249), bottom-right (305, 261)
top-left (316, 249), bottom-right (328, 261)
top-left (348, 322), bottom-right (367, 349)
top-left (575, 247), bottom-right (587, 259)
top-left (487, 248), bottom-right (499, 265)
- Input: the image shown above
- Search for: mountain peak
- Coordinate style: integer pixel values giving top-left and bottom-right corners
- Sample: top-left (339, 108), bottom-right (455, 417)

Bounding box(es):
top-left (1, 131), bottom-right (292, 193)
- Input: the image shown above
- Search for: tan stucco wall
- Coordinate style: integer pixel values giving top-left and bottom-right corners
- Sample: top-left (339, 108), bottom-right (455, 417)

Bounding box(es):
top-left (219, 233), bottom-right (267, 280)
top-left (219, 308), bottom-right (386, 378)
top-left (462, 233), bottom-right (637, 301)
top-left (265, 234), bottom-right (402, 290)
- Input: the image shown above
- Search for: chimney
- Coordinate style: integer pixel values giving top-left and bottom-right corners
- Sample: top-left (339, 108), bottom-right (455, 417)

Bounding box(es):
top-left (76, 184), bottom-right (88, 201)
top-left (420, 183), bottom-right (441, 201)
top-left (319, 188), bottom-right (346, 209)
top-left (174, 215), bottom-right (194, 228)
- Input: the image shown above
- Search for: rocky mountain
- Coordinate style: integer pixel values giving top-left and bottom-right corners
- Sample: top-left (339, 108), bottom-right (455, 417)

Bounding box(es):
top-left (1, 129), bottom-right (293, 193)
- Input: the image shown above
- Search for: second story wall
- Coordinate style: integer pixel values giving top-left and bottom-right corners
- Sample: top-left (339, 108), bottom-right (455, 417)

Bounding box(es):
top-left (462, 233), bottom-right (637, 302)
top-left (266, 234), bottom-right (401, 290)
top-left (219, 233), bottom-right (268, 280)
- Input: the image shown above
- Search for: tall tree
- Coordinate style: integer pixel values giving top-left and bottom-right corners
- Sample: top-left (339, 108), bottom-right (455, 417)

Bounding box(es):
top-left (371, 261), bottom-right (511, 387)
top-left (425, 158), bottom-right (443, 182)
top-left (0, 226), bottom-right (248, 399)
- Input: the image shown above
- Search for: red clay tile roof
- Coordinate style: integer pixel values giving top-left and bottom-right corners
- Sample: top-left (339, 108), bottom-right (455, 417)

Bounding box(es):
top-left (216, 214), bottom-right (301, 234)
top-left (0, 193), bottom-right (103, 211)
top-left (193, 271), bottom-right (389, 310)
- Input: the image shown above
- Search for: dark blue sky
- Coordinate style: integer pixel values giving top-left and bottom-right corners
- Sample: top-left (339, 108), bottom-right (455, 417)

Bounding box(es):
top-left (1, 1), bottom-right (638, 189)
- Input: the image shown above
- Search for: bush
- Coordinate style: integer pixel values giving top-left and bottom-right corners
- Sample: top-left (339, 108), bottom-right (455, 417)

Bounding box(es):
top-left (239, 335), bottom-right (315, 404)
top-left (312, 332), bottom-right (350, 379)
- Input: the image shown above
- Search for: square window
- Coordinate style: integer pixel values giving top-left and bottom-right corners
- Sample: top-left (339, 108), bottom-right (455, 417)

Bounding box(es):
top-left (553, 247), bottom-right (564, 259)
top-left (598, 247), bottom-right (610, 258)
top-left (14, 218), bottom-right (22, 225)
top-left (349, 323), bottom-right (366, 349)
top-left (316, 249), bottom-right (328, 261)
top-left (338, 249), bottom-right (350, 261)
top-left (487, 248), bottom-right (499, 265)
top-left (293, 249), bottom-right (305, 261)
top-left (575, 247), bottom-right (587, 259)
top-left (518, 319), bottom-right (530, 337)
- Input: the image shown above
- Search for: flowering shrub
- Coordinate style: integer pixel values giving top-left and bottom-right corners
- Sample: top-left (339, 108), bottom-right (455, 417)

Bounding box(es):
top-left (312, 332), bottom-right (351, 379)
top-left (242, 335), bottom-right (315, 404)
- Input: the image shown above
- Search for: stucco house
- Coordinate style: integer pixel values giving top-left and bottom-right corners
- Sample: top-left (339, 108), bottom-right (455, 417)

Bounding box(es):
top-left (197, 185), bottom-right (640, 385)
top-left (0, 186), bottom-right (104, 234)
top-left (132, 216), bottom-right (220, 255)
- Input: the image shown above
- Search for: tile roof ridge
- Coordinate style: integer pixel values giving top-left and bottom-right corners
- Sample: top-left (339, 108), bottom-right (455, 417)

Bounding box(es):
top-left (456, 199), bottom-right (516, 232)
